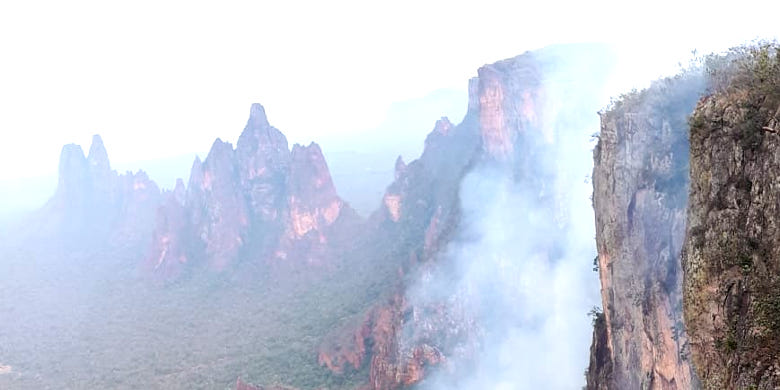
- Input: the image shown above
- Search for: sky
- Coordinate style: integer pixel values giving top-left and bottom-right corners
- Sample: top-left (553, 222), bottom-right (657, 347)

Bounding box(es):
top-left (0, 0), bottom-right (778, 184)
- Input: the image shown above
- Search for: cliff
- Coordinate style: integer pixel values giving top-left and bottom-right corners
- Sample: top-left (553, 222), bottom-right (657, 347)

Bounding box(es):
top-left (43, 134), bottom-right (161, 246)
top-left (682, 44), bottom-right (780, 389)
top-left (146, 104), bottom-right (360, 277)
top-left (314, 44), bottom-right (616, 390)
top-left (10, 42), bottom-right (751, 389)
top-left (587, 74), bottom-right (704, 389)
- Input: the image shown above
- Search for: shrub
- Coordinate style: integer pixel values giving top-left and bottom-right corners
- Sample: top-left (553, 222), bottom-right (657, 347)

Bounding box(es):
top-left (705, 41), bottom-right (780, 106)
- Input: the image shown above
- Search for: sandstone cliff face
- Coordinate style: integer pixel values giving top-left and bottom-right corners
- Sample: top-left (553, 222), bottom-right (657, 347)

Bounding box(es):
top-left (327, 110), bottom-right (479, 389)
top-left (682, 47), bottom-right (780, 389)
top-left (317, 45), bottom-right (614, 390)
top-left (317, 292), bottom-right (462, 390)
top-left (191, 138), bottom-right (250, 270)
top-left (236, 103), bottom-right (291, 223)
top-left (586, 312), bottom-right (612, 390)
top-left (147, 179), bottom-right (192, 278)
top-left (588, 75), bottom-right (703, 389)
top-left (146, 104), bottom-right (359, 277)
top-left (45, 134), bottom-right (161, 245)
top-left (280, 143), bottom-right (347, 264)
top-left (315, 63), bottom-right (485, 390)
top-left (475, 55), bottom-right (542, 160)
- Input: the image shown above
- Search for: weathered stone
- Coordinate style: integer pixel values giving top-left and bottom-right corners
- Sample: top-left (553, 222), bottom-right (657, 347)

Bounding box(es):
top-left (588, 74), bottom-right (703, 389)
top-left (683, 57), bottom-right (780, 389)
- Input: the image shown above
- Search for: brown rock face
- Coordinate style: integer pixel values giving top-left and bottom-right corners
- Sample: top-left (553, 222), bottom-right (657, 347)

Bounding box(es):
top-left (112, 170), bottom-right (163, 246)
top-left (236, 103), bottom-right (291, 222)
top-left (473, 55), bottom-right (542, 160)
top-left (682, 48), bottom-right (780, 389)
top-left (318, 122), bottom-right (480, 387)
top-left (146, 104), bottom-right (358, 278)
top-left (191, 139), bottom-right (250, 270)
top-left (286, 143), bottom-right (342, 240)
top-left (319, 45), bottom-right (614, 390)
top-left (318, 294), bottom-right (451, 390)
top-left (146, 179), bottom-right (192, 278)
top-left (586, 312), bottom-right (612, 390)
top-left (587, 75), bottom-right (703, 389)
top-left (318, 313), bottom-right (372, 375)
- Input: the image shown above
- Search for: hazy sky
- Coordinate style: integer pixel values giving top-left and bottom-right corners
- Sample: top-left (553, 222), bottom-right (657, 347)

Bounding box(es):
top-left (1, 0), bottom-right (778, 182)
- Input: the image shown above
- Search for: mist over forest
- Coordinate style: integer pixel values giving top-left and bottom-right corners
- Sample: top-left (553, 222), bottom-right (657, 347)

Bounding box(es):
top-left (2, 2), bottom-right (780, 390)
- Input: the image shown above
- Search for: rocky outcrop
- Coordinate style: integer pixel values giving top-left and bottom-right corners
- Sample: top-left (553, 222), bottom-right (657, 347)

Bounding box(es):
top-left (319, 44), bottom-right (614, 390)
top-left (235, 103), bottom-right (291, 223)
top-left (276, 143), bottom-right (348, 264)
top-left (316, 98), bottom-right (480, 389)
top-left (586, 312), bottom-right (612, 390)
top-left (474, 59), bottom-right (540, 160)
top-left (189, 138), bottom-right (250, 270)
top-left (318, 314), bottom-right (372, 375)
top-left (682, 46), bottom-right (780, 389)
top-left (317, 294), bottom-right (452, 390)
top-left (587, 74), bottom-right (703, 389)
top-left (146, 104), bottom-right (359, 277)
top-left (146, 179), bottom-right (193, 278)
top-left (44, 134), bottom-right (161, 244)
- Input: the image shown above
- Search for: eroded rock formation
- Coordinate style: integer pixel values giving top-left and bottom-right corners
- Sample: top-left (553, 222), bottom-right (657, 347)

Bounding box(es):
top-left (145, 104), bottom-right (359, 276)
top-left (587, 74), bottom-right (703, 389)
top-left (44, 134), bottom-right (161, 244)
top-left (320, 44), bottom-right (614, 390)
top-left (682, 47), bottom-right (780, 389)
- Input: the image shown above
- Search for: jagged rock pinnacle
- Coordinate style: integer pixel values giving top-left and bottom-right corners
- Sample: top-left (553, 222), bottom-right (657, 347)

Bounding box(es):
top-left (248, 103), bottom-right (270, 130)
top-left (237, 103), bottom-right (288, 154)
top-left (433, 117), bottom-right (453, 135)
top-left (394, 155), bottom-right (406, 181)
top-left (87, 134), bottom-right (111, 172)
top-left (173, 178), bottom-right (186, 205)
top-left (57, 143), bottom-right (88, 191)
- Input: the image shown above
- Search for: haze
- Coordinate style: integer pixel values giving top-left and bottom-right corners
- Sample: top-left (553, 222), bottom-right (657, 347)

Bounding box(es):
top-left (1, 1), bottom-right (777, 187)
top-left (0, 2), bottom-right (779, 389)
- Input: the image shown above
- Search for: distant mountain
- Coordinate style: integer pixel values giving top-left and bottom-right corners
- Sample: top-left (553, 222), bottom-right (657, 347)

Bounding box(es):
top-left (146, 103), bottom-right (363, 278)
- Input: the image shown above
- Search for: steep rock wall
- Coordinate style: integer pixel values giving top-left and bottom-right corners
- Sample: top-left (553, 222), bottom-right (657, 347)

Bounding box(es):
top-left (682, 46), bottom-right (780, 389)
top-left (588, 75), bottom-right (703, 389)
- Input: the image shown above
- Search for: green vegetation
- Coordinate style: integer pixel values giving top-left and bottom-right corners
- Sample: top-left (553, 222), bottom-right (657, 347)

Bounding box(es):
top-left (0, 230), bottom-right (403, 390)
top-left (603, 68), bottom-right (704, 210)
top-left (587, 306), bottom-right (603, 326)
top-left (689, 42), bottom-right (780, 152)
top-left (705, 41), bottom-right (780, 105)
top-left (685, 43), bottom-right (780, 388)
top-left (755, 277), bottom-right (780, 337)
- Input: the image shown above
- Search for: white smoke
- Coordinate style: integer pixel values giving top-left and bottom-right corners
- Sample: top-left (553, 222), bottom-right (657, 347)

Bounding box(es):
top-left (410, 47), bottom-right (610, 389)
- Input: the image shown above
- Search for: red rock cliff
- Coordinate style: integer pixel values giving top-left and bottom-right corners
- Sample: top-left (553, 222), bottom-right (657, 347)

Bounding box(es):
top-left (587, 74), bottom-right (703, 389)
top-left (145, 104), bottom-right (359, 278)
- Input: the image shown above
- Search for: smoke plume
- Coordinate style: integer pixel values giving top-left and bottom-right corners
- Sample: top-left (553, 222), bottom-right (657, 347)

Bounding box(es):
top-left (408, 45), bottom-right (614, 389)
